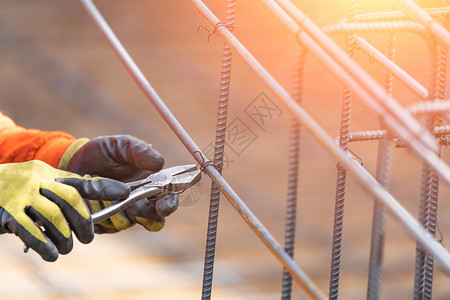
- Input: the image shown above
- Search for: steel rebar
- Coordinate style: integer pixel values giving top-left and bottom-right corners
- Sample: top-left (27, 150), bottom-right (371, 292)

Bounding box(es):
top-left (413, 3), bottom-right (449, 296)
top-left (351, 7), bottom-right (450, 23)
top-left (390, 0), bottom-right (450, 47)
top-left (281, 47), bottom-right (306, 300)
top-left (201, 1), bottom-right (236, 298)
top-left (346, 125), bottom-right (450, 144)
top-left (367, 137), bottom-right (393, 300)
top-left (413, 34), bottom-right (441, 300)
top-left (353, 35), bottom-right (428, 99)
top-left (366, 30), bottom-right (396, 300)
top-left (329, 2), bottom-right (357, 298)
top-left (323, 20), bottom-right (425, 35)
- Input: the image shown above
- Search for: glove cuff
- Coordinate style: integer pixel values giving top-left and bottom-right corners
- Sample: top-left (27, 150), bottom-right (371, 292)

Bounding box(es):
top-left (58, 138), bottom-right (90, 170)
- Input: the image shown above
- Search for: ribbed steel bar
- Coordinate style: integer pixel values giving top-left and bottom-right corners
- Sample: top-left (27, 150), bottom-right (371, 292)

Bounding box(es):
top-left (413, 36), bottom-right (441, 300)
top-left (351, 7), bottom-right (450, 23)
top-left (390, 0), bottom-right (450, 47)
top-left (367, 137), bottom-right (393, 300)
top-left (201, 1), bottom-right (236, 298)
top-left (322, 20), bottom-right (425, 35)
top-left (409, 99), bottom-right (450, 115)
top-left (281, 47), bottom-right (306, 300)
top-left (434, 125), bottom-right (450, 135)
top-left (353, 35), bottom-right (428, 99)
top-left (437, 1), bottom-right (449, 104)
top-left (414, 5), bottom-right (449, 296)
top-left (346, 125), bottom-right (450, 143)
top-left (79, 0), bottom-right (327, 298)
top-left (329, 2), bottom-right (357, 298)
top-left (266, 0), bottom-right (450, 188)
top-left (366, 31), bottom-right (395, 300)
top-left (252, 0), bottom-right (450, 274)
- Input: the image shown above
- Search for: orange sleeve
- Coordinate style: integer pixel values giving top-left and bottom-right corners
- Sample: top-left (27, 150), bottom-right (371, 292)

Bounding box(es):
top-left (0, 111), bottom-right (76, 168)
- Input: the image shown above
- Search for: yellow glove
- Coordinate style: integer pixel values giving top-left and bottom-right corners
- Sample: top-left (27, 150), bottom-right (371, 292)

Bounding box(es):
top-left (0, 160), bottom-right (130, 261)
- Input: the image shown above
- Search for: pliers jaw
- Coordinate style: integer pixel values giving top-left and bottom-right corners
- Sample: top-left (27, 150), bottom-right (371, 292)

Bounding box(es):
top-left (168, 165), bottom-right (202, 193)
top-left (91, 164), bottom-right (202, 224)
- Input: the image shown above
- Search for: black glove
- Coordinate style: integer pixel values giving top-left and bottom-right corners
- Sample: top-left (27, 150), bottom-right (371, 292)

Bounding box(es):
top-left (61, 135), bottom-right (179, 233)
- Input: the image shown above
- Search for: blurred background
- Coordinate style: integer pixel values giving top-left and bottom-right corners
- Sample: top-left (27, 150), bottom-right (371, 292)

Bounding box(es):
top-left (1, 0), bottom-right (450, 299)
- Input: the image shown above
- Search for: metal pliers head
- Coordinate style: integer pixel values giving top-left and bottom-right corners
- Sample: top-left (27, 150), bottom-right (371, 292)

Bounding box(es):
top-left (91, 164), bottom-right (202, 223)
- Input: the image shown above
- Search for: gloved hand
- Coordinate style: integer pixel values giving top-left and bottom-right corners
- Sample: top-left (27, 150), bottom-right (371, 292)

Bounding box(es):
top-left (0, 160), bottom-right (130, 262)
top-left (61, 135), bottom-right (179, 233)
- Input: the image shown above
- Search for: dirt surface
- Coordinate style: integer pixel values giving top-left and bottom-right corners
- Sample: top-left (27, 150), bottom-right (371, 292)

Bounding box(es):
top-left (1, 0), bottom-right (450, 299)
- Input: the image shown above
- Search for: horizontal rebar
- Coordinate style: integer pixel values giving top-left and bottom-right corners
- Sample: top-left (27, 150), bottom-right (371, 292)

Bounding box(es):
top-left (349, 7), bottom-right (450, 23)
top-left (78, 0), bottom-right (327, 299)
top-left (390, 0), bottom-right (450, 47)
top-left (408, 99), bottom-right (450, 116)
top-left (353, 36), bottom-right (428, 99)
top-left (323, 20), bottom-right (425, 35)
top-left (346, 125), bottom-right (450, 144)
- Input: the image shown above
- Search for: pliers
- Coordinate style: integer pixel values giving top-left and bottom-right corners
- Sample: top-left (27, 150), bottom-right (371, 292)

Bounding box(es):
top-left (91, 164), bottom-right (202, 223)
top-left (24, 164), bottom-right (201, 253)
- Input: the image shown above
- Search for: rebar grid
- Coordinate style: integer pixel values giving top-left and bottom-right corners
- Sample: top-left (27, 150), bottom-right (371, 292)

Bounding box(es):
top-left (78, 0), bottom-right (450, 299)
top-left (79, 0), bottom-right (327, 299)
top-left (267, 0), bottom-right (450, 186)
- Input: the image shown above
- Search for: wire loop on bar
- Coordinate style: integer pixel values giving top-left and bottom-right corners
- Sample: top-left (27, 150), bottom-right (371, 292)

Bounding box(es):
top-left (193, 150), bottom-right (215, 171)
top-left (197, 21), bottom-right (235, 42)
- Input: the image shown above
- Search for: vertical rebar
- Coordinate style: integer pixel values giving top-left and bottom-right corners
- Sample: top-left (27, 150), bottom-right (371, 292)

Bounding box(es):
top-left (329, 1), bottom-right (357, 299)
top-left (413, 4), bottom-right (448, 296)
top-left (413, 34), bottom-right (440, 300)
top-left (201, 1), bottom-right (236, 299)
top-left (438, 0), bottom-right (449, 104)
top-left (281, 47), bottom-right (306, 300)
top-left (366, 30), bottom-right (395, 300)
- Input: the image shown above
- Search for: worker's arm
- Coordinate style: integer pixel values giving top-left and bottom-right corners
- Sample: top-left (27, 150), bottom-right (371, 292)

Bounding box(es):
top-left (0, 111), bottom-right (132, 260)
top-left (0, 111), bottom-right (178, 234)
top-left (0, 111), bottom-right (76, 167)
